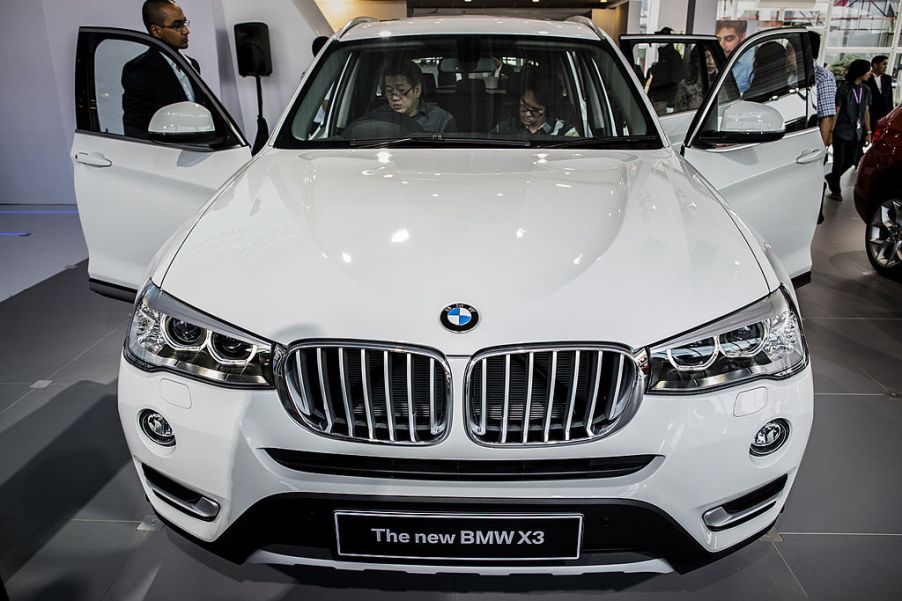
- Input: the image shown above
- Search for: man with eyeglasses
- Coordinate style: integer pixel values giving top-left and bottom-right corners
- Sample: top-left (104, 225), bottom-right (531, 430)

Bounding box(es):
top-left (491, 79), bottom-right (578, 137)
top-left (122, 0), bottom-right (203, 138)
top-left (374, 60), bottom-right (456, 133)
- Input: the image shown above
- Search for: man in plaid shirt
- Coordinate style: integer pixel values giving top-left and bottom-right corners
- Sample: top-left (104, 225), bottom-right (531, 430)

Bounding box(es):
top-left (810, 32), bottom-right (835, 222)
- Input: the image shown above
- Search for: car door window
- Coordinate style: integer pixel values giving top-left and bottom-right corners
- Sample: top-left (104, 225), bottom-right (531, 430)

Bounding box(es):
top-left (628, 40), bottom-right (721, 116)
top-left (692, 31), bottom-right (814, 144)
top-left (76, 28), bottom-right (245, 147)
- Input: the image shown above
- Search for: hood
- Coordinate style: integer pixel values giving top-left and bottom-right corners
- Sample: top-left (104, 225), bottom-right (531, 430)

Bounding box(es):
top-left (161, 148), bottom-right (768, 354)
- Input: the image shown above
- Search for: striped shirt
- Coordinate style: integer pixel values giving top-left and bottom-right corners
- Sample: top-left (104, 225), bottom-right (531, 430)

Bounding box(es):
top-left (814, 63), bottom-right (837, 119)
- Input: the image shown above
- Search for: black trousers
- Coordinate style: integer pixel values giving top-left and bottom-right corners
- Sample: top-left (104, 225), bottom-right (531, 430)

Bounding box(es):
top-left (829, 137), bottom-right (863, 188)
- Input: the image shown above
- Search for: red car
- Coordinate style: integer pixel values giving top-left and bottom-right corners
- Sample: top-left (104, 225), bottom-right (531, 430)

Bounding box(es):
top-left (855, 104), bottom-right (902, 279)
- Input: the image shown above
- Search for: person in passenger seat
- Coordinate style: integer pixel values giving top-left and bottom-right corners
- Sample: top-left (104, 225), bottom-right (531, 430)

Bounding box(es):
top-left (491, 79), bottom-right (578, 137)
top-left (375, 60), bottom-right (456, 133)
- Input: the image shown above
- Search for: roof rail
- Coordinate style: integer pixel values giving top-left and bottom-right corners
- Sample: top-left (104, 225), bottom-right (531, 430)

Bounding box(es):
top-left (565, 15), bottom-right (606, 41)
top-left (338, 16), bottom-right (378, 39)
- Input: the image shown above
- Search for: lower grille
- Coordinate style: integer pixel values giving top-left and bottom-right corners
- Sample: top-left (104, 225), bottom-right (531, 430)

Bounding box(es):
top-left (465, 345), bottom-right (644, 446)
top-left (276, 341), bottom-right (452, 445)
top-left (265, 449), bottom-right (657, 481)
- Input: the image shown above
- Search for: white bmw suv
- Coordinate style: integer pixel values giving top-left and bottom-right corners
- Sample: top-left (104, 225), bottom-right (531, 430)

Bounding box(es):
top-left (73, 16), bottom-right (822, 574)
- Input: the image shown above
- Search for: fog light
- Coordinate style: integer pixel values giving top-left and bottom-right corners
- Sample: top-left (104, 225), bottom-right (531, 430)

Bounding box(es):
top-left (139, 409), bottom-right (176, 447)
top-left (750, 419), bottom-right (789, 456)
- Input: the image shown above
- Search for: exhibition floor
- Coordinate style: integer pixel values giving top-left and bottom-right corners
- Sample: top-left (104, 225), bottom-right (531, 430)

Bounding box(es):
top-left (1, 175), bottom-right (901, 600)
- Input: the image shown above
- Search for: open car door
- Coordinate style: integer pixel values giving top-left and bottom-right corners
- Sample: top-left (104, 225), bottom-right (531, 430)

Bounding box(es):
top-left (620, 34), bottom-right (725, 147)
top-left (73, 27), bottom-right (251, 301)
top-left (680, 27), bottom-right (823, 281)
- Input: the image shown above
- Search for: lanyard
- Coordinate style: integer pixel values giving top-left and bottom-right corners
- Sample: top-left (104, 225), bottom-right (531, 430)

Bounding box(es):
top-left (852, 86), bottom-right (863, 106)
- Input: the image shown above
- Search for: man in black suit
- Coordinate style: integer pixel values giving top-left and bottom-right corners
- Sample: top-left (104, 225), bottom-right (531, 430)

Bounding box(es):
top-left (122, 0), bottom-right (203, 138)
top-left (867, 55), bottom-right (894, 125)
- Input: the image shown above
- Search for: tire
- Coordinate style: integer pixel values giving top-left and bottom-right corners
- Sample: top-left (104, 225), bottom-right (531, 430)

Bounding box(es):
top-left (865, 196), bottom-right (902, 280)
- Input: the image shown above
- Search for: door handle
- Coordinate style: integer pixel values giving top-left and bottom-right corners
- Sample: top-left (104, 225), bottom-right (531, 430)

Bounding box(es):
top-left (795, 149), bottom-right (824, 165)
top-left (74, 152), bottom-right (112, 168)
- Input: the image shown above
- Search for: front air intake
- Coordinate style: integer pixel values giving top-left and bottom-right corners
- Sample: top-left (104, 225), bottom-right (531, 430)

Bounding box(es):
top-left (465, 345), bottom-right (644, 446)
top-left (276, 341), bottom-right (452, 445)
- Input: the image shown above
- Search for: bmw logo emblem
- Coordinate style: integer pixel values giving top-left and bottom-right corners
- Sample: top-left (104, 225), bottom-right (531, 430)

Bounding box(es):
top-left (440, 303), bottom-right (479, 333)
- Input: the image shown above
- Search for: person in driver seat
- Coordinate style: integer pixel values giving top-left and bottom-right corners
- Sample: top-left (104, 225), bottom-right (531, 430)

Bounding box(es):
top-left (491, 78), bottom-right (578, 137)
top-left (375, 60), bottom-right (456, 133)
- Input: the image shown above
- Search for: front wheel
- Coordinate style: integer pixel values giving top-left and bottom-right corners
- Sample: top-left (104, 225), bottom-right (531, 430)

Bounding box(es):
top-left (865, 197), bottom-right (902, 280)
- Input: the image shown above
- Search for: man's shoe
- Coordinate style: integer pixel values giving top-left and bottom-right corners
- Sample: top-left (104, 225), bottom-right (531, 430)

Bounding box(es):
top-left (825, 174), bottom-right (840, 195)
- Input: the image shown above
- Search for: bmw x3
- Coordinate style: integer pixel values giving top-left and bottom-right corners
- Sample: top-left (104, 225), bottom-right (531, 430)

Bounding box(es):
top-left (72, 16), bottom-right (823, 574)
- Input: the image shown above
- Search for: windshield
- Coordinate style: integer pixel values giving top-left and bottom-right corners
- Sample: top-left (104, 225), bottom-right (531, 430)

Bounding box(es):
top-left (275, 34), bottom-right (661, 149)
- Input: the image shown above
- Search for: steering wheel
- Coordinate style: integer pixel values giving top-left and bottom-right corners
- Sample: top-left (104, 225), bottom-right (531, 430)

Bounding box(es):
top-left (341, 110), bottom-right (424, 139)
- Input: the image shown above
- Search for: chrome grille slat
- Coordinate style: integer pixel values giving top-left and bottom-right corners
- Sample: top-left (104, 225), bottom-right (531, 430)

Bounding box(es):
top-left (466, 345), bottom-right (642, 446)
top-left (360, 349), bottom-right (374, 439)
top-left (563, 351), bottom-right (580, 441)
top-left (279, 343), bottom-right (450, 445)
top-left (522, 352), bottom-right (534, 444)
top-left (316, 349), bottom-right (334, 433)
top-left (543, 351), bottom-right (558, 443)
top-left (406, 353), bottom-right (416, 443)
top-left (383, 351), bottom-right (396, 442)
top-left (338, 348), bottom-right (354, 437)
top-left (501, 354), bottom-right (511, 443)
top-left (584, 351), bottom-right (603, 436)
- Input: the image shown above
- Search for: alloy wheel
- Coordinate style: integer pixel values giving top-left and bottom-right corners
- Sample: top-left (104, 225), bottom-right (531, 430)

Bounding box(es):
top-left (867, 197), bottom-right (902, 275)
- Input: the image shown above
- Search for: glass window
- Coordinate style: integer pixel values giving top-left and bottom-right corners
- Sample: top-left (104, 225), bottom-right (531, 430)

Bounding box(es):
top-left (94, 39), bottom-right (148, 136)
top-left (629, 40), bottom-right (721, 116)
top-left (277, 34), bottom-right (660, 149)
top-left (701, 32), bottom-right (813, 139)
top-left (828, 0), bottom-right (899, 49)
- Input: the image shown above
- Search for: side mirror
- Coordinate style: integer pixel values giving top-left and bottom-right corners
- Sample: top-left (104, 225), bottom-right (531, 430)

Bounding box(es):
top-left (697, 100), bottom-right (785, 145)
top-left (148, 102), bottom-right (216, 145)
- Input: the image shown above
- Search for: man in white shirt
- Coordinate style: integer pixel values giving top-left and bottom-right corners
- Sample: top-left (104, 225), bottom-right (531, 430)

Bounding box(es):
top-left (122, 0), bottom-right (203, 138)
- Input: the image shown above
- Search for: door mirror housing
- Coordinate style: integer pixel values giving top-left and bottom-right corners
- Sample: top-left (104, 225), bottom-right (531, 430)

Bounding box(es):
top-left (697, 100), bottom-right (785, 145)
top-left (148, 101), bottom-right (216, 145)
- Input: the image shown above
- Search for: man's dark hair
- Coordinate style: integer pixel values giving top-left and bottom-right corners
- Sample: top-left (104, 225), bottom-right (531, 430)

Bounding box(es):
top-left (716, 20), bottom-right (747, 36)
top-left (521, 74), bottom-right (557, 114)
top-left (846, 59), bottom-right (871, 82)
top-left (142, 0), bottom-right (177, 32)
top-left (871, 54), bottom-right (888, 67)
top-left (382, 59), bottom-right (423, 88)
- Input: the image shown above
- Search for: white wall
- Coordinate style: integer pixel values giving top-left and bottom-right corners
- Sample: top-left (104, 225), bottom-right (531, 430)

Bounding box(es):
top-left (216, 0), bottom-right (331, 145)
top-left (0, 0), bottom-right (329, 205)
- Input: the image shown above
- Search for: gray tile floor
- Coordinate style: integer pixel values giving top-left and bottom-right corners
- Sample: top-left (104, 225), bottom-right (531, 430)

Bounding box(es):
top-left (1, 176), bottom-right (901, 600)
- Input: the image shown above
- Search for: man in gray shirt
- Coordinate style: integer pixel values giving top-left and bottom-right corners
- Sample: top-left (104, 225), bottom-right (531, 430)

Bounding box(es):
top-left (378, 60), bottom-right (456, 133)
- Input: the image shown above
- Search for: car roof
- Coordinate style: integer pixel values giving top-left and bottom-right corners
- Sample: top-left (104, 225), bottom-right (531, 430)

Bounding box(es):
top-left (340, 15), bottom-right (602, 42)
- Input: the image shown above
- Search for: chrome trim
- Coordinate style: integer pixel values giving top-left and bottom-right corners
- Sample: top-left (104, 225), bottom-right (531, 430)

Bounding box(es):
top-left (564, 351), bottom-right (580, 441)
top-left (145, 477), bottom-right (220, 522)
top-left (275, 340), bottom-right (452, 446)
top-left (338, 348), bottom-right (355, 438)
top-left (464, 343), bottom-right (645, 447)
top-left (501, 354), bottom-right (511, 443)
top-left (523, 352), bottom-right (535, 443)
top-left (383, 350), bottom-right (396, 442)
top-left (702, 492), bottom-right (781, 530)
top-left (585, 351), bottom-right (603, 436)
top-left (406, 353), bottom-right (415, 443)
top-left (543, 351), bottom-right (558, 443)
top-left (316, 348), bottom-right (334, 433)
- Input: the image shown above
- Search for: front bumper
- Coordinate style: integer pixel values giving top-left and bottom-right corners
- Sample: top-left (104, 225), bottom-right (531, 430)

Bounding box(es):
top-left (118, 355), bottom-right (814, 573)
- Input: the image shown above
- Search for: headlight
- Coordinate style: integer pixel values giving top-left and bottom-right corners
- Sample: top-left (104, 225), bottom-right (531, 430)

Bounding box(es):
top-left (648, 289), bottom-right (807, 393)
top-left (125, 283), bottom-right (274, 387)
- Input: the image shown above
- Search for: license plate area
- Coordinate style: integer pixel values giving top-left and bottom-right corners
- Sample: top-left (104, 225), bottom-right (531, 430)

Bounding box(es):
top-left (334, 511), bottom-right (583, 561)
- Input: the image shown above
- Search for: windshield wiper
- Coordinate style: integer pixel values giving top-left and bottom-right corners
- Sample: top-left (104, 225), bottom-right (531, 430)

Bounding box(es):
top-left (539, 136), bottom-right (660, 149)
top-left (349, 135), bottom-right (530, 148)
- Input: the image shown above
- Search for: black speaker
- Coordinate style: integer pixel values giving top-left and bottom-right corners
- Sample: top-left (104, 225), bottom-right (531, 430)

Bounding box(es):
top-left (234, 22), bottom-right (272, 77)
